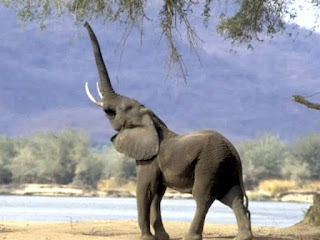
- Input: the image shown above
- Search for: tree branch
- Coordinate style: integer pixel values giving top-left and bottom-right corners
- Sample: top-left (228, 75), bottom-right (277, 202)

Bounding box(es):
top-left (293, 95), bottom-right (320, 110)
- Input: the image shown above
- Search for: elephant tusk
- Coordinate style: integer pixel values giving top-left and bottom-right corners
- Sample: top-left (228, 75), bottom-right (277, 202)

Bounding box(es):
top-left (96, 82), bottom-right (103, 99)
top-left (85, 82), bottom-right (103, 107)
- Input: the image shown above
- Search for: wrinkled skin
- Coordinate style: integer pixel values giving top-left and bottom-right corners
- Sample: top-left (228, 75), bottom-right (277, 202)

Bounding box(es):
top-left (84, 22), bottom-right (253, 240)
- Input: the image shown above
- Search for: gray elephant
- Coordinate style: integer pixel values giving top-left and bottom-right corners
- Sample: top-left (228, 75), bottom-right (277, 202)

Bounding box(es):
top-left (83, 22), bottom-right (253, 240)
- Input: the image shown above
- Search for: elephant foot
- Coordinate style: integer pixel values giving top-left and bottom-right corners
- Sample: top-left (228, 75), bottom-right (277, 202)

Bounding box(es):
top-left (155, 231), bottom-right (170, 240)
top-left (140, 233), bottom-right (155, 240)
top-left (234, 230), bottom-right (253, 240)
top-left (183, 233), bottom-right (202, 240)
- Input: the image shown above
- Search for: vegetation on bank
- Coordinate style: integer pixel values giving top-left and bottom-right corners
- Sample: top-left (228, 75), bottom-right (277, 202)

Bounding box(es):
top-left (0, 129), bottom-right (135, 189)
top-left (0, 129), bottom-right (320, 192)
top-left (236, 134), bottom-right (320, 189)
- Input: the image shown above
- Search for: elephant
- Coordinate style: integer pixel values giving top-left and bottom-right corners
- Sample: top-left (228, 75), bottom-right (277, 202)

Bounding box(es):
top-left (83, 22), bottom-right (253, 240)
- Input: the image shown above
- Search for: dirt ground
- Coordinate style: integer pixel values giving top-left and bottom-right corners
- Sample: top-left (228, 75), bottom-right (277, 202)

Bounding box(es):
top-left (1, 220), bottom-right (320, 240)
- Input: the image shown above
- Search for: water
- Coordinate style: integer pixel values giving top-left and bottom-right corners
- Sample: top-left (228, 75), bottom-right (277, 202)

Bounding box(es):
top-left (0, 196), bottom-right (310, 227)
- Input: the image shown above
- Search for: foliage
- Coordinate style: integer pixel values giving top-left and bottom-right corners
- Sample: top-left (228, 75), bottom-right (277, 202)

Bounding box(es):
top-left (0, 129), bottom-right (135, 188)
top-left (101, 147), bottom-right (136, 183)
top-left (1, 130), bottom-right (320, 190)
top-left (1, 0), bottom-right (319, 79)
top-left (236, 134), bottom-right (293, 188)
top-left (10, 142), bottom-right (40, 183)
top-left (291, 133), bottom-right (320, 181)
top-left (73, 152), bottom-right (107, 189)
top-left (281, 156), bottom-right (311, 182)
top-left (73, 146), bottom-right (135, 188)
top-left (8, 129), bottom-right (91, 184)
top-left (237, 133), bottom-right (320, 187)
top-left (217, 0), bottom-right (296, 47)
top-left (0, 137), bottom-right (16, 183)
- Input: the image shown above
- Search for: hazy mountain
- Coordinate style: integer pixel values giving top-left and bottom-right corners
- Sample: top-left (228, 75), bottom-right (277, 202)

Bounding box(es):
top-left (0, 6), bottom-right (319, 144)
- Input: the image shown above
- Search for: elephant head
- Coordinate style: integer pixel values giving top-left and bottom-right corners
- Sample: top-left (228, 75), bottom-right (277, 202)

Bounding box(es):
top-left (84, 22), bottom-right (160, 161)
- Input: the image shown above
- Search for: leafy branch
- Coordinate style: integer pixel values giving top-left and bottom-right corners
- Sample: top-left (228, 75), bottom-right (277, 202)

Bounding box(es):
top-left (1, 0), bottom-right (320, 81)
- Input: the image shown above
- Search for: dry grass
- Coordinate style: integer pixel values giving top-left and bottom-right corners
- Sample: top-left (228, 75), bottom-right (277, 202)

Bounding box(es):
top-left (96, 178), bottom-right (320, 200)
top-left (97, 178), bottom-right (136, 192)
top-left (258, 179), bottom-right (320, 196)
top-left (258, 179), bottom-right (297, 196)
top-left (303, 181), bottom-right (320, 191)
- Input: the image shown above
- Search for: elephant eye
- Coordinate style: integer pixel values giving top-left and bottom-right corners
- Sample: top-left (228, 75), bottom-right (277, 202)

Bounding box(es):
top-left (104, 109), bottom-right (116, 118)
top-left (125, 105), bottom-right (133, 112)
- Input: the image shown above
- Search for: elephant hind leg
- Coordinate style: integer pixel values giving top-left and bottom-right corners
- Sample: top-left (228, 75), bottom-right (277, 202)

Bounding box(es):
top-left (184, 195), bottom-right (215, 240)
top-left (184, 176), bottom-right (216, 240)
top-left (219, 185), bottom-right (253, 240)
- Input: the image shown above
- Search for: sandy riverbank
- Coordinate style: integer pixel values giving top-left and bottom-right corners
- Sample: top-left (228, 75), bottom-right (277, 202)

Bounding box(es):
top-left (0, 184), bottom-right (319, 203)
top-left (1, 220), bottom-right (320, 240)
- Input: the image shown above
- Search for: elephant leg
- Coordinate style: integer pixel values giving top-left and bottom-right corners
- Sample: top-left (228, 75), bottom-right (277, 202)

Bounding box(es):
top-left (219, 185), bottom-right (253, 240)
top-left (185, 196), bottom-right (214, 240)
top-left (150, 184), bottom-right (169, 240)
top-left (136, 182), bottom-right (155, 240)
top-left (185, 181), bottom-right (215, 240)
top-left (136, 165), bottom-right (158, 240)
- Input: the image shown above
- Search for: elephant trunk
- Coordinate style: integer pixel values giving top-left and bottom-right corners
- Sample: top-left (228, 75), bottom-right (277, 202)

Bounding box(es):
top-left (84, 22), bottom-right (117, 99)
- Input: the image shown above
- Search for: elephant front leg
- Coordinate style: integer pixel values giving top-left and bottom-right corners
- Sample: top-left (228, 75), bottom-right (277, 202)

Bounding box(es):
top-left (150, 185), bottom-right (169, 240)
top-left (136, 183), bottom-right (154, 240)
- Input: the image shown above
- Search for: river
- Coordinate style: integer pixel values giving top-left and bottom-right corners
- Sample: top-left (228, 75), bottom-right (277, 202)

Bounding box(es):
top-left (0, 196), bottom-right (310, 227)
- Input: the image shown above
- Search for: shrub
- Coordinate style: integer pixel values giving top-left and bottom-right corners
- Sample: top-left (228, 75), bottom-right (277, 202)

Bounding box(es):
top-left (4, 129), bottom-right (319, 190)
top-left (73, 152), bottom-right (107, 189)
top-left (52, 129), bottom-right (91, 184)
top-left (291, 133), bottom-right (320, 181)
top-left (1, 129), bottom-right (137, 188)
top-left (0, 137), bottom-right (15, 183)
top-left (236, 134), bottom-right (292, 188)
top-left (81, 145), bottom-right (136, 189)
top-left (10, 144), bottom-right (40, 183)
top-left (9, 129), bottom-right (91, 185)
top-left (281, 158), bottom-right (310, 183)
top-left (102, 147), bottom-right (136, 183)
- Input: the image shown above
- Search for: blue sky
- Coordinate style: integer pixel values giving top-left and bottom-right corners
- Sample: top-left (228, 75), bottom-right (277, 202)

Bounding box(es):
top-left (285, 1), bottom-right (320, 32)
top-left (0, 5), bottom-right (319, 143)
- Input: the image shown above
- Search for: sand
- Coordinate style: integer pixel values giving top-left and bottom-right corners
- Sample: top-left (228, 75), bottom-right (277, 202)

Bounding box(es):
top-left (1, 220), bottom-right (320, 240)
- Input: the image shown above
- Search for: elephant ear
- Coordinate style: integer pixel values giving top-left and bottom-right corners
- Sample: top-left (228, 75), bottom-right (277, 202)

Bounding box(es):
top-left (111, 114), bottom-right (159, 161)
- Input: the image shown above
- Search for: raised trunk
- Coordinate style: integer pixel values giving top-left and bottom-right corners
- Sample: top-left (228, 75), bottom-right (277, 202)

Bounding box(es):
top-left (84, 22), bottom-right (117, 99)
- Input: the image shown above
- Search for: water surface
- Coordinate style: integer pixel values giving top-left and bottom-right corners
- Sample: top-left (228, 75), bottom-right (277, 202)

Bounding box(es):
top-left (0, 196), bottom-right (310, 227)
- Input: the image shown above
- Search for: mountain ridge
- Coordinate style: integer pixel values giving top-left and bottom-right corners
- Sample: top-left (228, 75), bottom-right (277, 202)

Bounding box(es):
top-left (0, 7), bottom-right (319, 143)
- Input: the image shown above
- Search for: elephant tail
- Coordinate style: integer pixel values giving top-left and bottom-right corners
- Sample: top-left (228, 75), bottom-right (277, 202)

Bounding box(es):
top-left (238, 161), bottom-right (251, 223)
top-left (244, 191), bottom-right (251, 221)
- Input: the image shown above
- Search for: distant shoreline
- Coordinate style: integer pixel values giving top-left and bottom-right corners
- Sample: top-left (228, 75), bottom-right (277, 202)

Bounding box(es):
top-left (0, 183), bottom-right (318, 203)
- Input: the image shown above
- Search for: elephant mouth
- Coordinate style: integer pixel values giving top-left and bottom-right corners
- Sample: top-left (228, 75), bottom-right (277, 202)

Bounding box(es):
top-left (110, 134), bottom-right (117, 143)
top-left (124, 123), bottom-right (135, 129)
